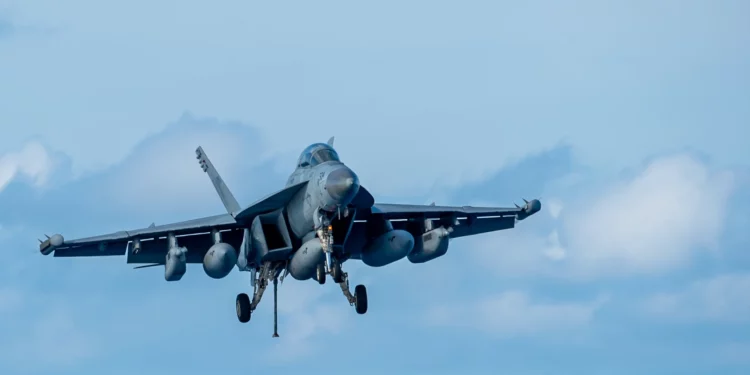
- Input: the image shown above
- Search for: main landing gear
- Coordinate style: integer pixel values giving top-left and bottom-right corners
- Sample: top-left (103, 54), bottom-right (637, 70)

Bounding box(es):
top-left (236, 216), bottom-right (368, 336)
top-left (316, 224), bottom-right (368, 315)
top-left (236, 258), bottom-right (366, 337)
top-left (235, 262), bottom-right (284, 338)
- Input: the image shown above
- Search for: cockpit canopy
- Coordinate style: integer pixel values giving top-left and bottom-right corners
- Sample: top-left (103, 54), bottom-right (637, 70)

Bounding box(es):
top-left (297, 143), bottom-right (341, 168)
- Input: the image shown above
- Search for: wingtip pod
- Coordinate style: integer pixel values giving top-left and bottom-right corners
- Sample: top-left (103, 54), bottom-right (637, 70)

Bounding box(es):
top-left (516, 199), bottom-right (542, 221)
top-left (39, 234), bottom-right (64, 256)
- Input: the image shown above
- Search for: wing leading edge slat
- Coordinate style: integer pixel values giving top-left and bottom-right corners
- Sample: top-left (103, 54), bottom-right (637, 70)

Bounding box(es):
top-left (47, 213), bottom-right (241, 257)
top-left (370, 200), bottom-right (540, 220)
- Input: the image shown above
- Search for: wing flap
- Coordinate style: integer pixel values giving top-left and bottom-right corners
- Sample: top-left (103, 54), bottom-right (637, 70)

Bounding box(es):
top-left (447, 216), bottom-right (515, 238)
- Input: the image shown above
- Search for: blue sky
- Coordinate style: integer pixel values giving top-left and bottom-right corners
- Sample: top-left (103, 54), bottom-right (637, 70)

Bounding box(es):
top-left (0, 1), bottom-right (748, 374)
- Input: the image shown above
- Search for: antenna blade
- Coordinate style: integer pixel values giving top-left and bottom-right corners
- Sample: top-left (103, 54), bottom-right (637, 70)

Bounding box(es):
top-left (133, 263), bottom-right (161, 269)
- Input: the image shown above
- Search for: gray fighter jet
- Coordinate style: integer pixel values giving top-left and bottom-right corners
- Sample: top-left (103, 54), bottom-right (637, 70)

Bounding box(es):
top-left (39, 137), bottom-right (541, 337)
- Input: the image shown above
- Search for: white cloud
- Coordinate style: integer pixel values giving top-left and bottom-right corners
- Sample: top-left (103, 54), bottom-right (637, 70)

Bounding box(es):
top-left (644, 273), bottom-right (750, 323)
top-left (96, 115), bottom-right (281, 217)
top-left (467, 153), bottom-right (737, 279)
top-left (425, 291), bottom-right (607, 338)
top-left (543, 230), bottom-right (566, 261)
top-left (468, 227), bottom-right (568, 278)
top-left (546, 198), bottom-right (564, 219)
top-left (563, 154), bottom-right (735, 275)
top-left (0, 141), bottom-right (54, 192)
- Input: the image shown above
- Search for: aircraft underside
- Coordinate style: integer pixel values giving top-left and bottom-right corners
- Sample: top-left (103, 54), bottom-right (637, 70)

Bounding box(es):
top-left (233, 204), bottom-right (438, 337)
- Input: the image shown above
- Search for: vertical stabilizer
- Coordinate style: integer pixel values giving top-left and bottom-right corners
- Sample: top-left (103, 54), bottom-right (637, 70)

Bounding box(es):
top-left (196, 146), bottom-right (242, 217)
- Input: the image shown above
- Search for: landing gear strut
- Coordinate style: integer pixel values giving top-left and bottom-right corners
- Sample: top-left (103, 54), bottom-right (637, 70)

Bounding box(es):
top-left (316, 222), bottom-right (335, 274)
top-left (331, 257), bottom-right (344, 284)
top-left (235, 206), bottom-right (367, 334)
top-left (235, 262), bottom-right (284, 338)
top-left (316, 215), bottom-right (368, 315)
top-left (316, 220), bottom-right (344, 283)
top-left (336, 269), bottom-right (368, 314)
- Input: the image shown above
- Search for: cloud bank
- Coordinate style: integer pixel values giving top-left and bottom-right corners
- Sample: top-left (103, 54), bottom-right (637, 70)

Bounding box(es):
top-left (467, 152), bottom-right (738, 279)
top-left (645, 273), bottom-right (750, 323)
top-left (426, 290), bottom-right (608, 338)
top-left (564, 154), bottom-right (735, 275)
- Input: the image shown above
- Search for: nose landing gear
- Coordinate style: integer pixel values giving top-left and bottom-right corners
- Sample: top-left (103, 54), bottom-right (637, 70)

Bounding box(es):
top-left (316, 218), bottom-right (368, 315)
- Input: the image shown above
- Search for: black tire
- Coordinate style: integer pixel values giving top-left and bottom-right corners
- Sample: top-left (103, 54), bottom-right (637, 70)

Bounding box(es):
top-left (354, 284), bottom-right (368, 314)
top-left (236, 293), bottom-right (251, 323)
top-left (331, 259), bottom-right (344, 283)
top-left (316, 263), bottom-right (326, 285)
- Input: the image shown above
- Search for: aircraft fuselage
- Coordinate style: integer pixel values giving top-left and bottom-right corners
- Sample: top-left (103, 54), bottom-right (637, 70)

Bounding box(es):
top-left (284, 147), bottom-right (360, 240)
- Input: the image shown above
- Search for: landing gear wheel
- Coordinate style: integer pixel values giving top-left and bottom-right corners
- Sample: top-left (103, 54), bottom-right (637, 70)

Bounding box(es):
top-left (236, 293), bottom-right (251, 323)
top-left (331, 259), bottom-right (344, 283)
top-left (354, 284), bottom-right (368, 314)
top-left (316, 263), bottom-right (326, 285)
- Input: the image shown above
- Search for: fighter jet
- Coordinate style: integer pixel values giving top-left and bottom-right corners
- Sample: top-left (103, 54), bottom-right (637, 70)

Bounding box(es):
top-left (39, 137), bottom-right (541, 337)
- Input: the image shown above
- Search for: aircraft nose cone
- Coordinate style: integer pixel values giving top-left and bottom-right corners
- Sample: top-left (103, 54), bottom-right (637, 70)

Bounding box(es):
top-left (326, 167), bottom-right (360, 204)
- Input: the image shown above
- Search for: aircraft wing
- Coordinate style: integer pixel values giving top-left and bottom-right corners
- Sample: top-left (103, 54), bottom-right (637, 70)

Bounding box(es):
top-left (41, 145), bottom-right (310, 264)
top-left (40, 214), bottom-right (244, 264)
top-left (369, 199), bottom-right (541, 238)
